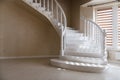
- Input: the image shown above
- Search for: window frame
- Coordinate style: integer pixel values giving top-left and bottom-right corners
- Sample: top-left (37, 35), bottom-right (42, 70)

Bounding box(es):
top-left (94, 2), bottom-right (120, 50)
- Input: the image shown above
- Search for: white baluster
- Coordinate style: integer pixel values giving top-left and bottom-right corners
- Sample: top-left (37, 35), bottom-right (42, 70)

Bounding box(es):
top-left (61, 28), bottom-right (64, 56)
top-left (61, 12), bottom-right (63, 26)
top-left (95, 26), bottom-right (97, 43)
top-left (43, 0), bottom-right (45, 9)
top-left (89, 21), bottom-right (91, 40)
top-left (84, 19), bottom-right (86, 38)
top-left (92, 25), bottom-right (95, 40)
top-left (47, 0), bottom-right (49, 11)
top-left (97, 28), bottom-right (100, 49)
top-left (87, 21), bottom-right (89, 39)
top-left (100, 31), bottom-right (102, 50)
top-left (27, 0), bottom-right (33, 3)
top-left (96, 28), bottom-right (99, 46)
top-left (51, 0), bottom-right (53, 15)
top-left (91, 24), bottom-right (94, 40)
top-left (90, 22), bottom-right (92, 40)
top-left (56, 6), bottom-right (58, 21)
top-left (88, 21), bottom-right (90, 40)
top-left (39, 0), bottom-right (41, 7)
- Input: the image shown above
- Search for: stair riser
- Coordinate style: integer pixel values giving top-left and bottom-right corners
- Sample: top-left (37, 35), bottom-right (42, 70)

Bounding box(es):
top-left (64, 51), bottom-right (103, 58)
top-left (60, 56), bottom-right (107, 64)
top-left (51, 60), bottom-right (107, 73)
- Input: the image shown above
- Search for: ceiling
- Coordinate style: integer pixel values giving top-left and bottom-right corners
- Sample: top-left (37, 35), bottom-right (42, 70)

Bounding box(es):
top-left (82, 0), bottom-right (117, 7)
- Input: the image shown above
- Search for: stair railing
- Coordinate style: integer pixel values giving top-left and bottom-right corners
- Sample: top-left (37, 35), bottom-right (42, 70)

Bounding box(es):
top-left (54, 0), bottom-right (67, 56)
top-left (23, 0), bottom-right (67, 56)
top-left (80, 16), bottom-right (106, 58)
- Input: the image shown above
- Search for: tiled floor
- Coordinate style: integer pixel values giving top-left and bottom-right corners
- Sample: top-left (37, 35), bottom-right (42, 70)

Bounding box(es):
top-left (0, 58), bottom-right (120, 80)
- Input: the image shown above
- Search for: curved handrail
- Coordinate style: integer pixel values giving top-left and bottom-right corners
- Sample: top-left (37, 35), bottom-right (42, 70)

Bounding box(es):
top-left (80, 16), bottom-right (106, 57)
top-left (88, 19), bottom-right (105, 36)
top-left (54, 0), bottom-right (67, 56)
top-left (80, 16), bottom-right (105, 35)
top-left (54, 0), bottom-right (67, 31)
top-left (23, 0), bottom-right (67, 56)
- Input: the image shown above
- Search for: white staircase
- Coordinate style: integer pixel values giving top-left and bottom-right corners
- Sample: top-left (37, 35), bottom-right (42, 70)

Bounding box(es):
top-left (22, 0), bottom-right (108, 72)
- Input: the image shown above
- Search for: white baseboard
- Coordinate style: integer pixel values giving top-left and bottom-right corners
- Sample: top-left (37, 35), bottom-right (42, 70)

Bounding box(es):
top-left (0, 55), bottom-right (59, 59)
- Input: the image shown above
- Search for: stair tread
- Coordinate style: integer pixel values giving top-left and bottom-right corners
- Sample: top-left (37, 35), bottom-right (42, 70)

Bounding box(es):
top-left (60, 55), bottom-right (107, 64)
top-left (61, 55), bottom-right (105, 60)
top-left (51, 59), bottom-right (107, 67)
top-left (65, 47), bottom-right (100, 52)
top-left (51, 58), bottom-right (108, 72)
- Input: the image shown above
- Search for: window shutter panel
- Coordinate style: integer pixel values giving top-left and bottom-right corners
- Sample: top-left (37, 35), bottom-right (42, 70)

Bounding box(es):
top-left (96, 8), bottom-right (113, 46)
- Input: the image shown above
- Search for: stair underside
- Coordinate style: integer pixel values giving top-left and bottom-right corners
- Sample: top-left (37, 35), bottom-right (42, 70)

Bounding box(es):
top-left (51, 59), bottom-right (108, 72)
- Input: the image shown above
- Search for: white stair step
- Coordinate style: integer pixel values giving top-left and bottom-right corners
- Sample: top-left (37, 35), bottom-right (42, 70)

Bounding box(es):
top-left (66, 28), bottom-right (80, 33)
top-left (38, 7), bottom-right (46, 11)
top-left (31, 3), bottom-right (40, 8)
top-left (66, 32), bottom-right (83, 36)
top-left (23, 0), bottom-right (33, 4)
top-left (66, 33), bottom-right (84, 38)
top-left (66, 39), bottom-right (86, 44)
top-left (64, 50), bottom-right (103, 58)
top-left (66, 38), bottom-right (89, 43)
top-left (66, 42), bottom-right (97, 48)
top-left (51, 59), bottom-right (108, 72)
top-left (66, 34), bottom-right (88, 41)
top-left (60, 56), bottom-right (107, 64)
top-left (45, 11), bottom-right (52, 15)
top-left (66, 37), bottom-right (88, 42)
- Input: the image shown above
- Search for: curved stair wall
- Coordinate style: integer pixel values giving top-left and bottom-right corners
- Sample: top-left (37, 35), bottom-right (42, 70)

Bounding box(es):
top-left (23, 0), bottom-right (108, 72)
top-left (23, 0), bottom-right (66, 56)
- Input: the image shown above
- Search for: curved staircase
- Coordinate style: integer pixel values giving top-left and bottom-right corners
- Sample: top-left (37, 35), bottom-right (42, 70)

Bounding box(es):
top-left (23, 0), bottom-right (108, 72)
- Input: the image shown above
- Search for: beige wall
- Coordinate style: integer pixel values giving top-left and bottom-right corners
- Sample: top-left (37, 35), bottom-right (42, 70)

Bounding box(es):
top-left (0, 0), bottom-right (92, 57)
top-left (80, 6), bottom-right (94, 32)
top-left (80, 7), bottom-right (94, 20)
top-left (57, 0), bottom-right (91, 30)
top-left (57, 0), bottom-right (71, 27)
top-left (70, 0), bottom-right (91, 30)
top-left (0, 0), bottom-right (60, 57)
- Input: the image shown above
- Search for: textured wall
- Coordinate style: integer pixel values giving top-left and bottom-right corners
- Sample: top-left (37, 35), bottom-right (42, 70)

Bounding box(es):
top-left (0, 0), bottom-right (60, 57)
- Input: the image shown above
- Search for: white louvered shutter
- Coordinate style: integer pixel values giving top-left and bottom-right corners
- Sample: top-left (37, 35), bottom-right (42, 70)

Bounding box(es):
top-left (96, 8), bottom-right (113, 46)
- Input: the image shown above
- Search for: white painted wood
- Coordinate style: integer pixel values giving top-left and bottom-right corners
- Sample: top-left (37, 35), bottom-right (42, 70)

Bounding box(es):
top-left (51, 0), bottom-right (53, 15)
top-left (51, 59), bottom-right (108, 72)
top-left (22, 0), bottom-right (107, 72)
top-left (56, 6), bottom-right (58, 21)
top-left (43, 0), bottom-right (45, 8)
top-left (40, 0), bottom-right (41, 7)
top-left (47, 0), bottom-right (49, 11)
top-left (112, 5), bottom-right (118, 49)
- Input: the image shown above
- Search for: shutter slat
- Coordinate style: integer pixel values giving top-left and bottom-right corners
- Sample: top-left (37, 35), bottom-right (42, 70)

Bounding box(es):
top-left (96, 7), bottom-right (113, 46)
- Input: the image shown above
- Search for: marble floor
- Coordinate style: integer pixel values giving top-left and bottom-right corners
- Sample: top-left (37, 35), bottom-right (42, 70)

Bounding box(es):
top-left (0, 58), bottom-right (120, 80)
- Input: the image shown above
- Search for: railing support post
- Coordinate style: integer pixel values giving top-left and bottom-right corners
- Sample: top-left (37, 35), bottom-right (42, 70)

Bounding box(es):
top-left (61, 29), bottom-right (64, 56)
